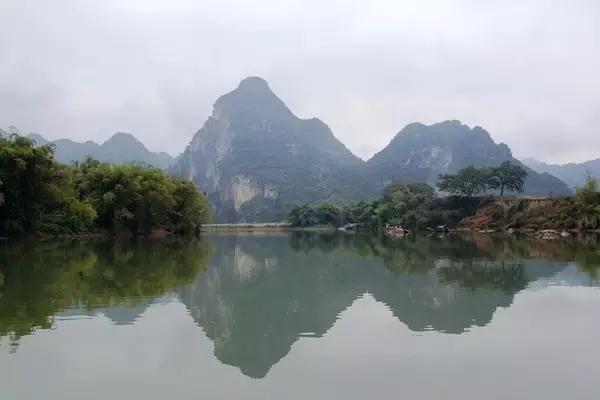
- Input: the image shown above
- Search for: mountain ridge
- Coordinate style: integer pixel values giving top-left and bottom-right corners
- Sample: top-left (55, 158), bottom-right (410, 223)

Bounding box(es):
top-left (366, 120), bottom-right (572, 197)
top-left (16, 131), bottom-right (175, 169)
top-left (170, 77), bottom-right (572, 221)
top-left (523, 157), bottom-right (600, 189)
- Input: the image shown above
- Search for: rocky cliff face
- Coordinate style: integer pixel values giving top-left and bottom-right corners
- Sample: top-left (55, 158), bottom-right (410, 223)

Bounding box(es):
top-left (366, 121), bottom-right (572, 197)
top-left (171, 77), bottom-right (365, 222)
top-left (172, 80), bottom-right (572, 221)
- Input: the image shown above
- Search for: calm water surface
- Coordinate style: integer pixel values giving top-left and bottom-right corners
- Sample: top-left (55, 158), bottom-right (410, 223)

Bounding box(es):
top-left (1, 233), bottom-right (599, 399)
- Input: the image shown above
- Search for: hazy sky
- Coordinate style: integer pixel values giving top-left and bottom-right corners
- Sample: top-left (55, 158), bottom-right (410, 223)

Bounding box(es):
top-left (1, 0), bottom-right (599, 163)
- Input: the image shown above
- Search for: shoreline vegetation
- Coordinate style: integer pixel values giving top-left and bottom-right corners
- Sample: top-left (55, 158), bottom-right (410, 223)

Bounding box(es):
top-left (0, 134), bottom-right (211, 238)
top-left (2, 134), bottom-right (598, 240)
top-left (287, 164), bottom-right (600, 239)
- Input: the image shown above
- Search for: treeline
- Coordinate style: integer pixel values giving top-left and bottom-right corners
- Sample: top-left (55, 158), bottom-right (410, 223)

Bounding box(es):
top-left (289, 161), bottom-right (600, 232)
top-left (0, 134), bottom-right (211, 236)
top-left (471, 174), bottom-right (600, 231)
top-left (289, 163), bottom-right (529, 230)
top-left (289, 182), bottom-right (487, 230)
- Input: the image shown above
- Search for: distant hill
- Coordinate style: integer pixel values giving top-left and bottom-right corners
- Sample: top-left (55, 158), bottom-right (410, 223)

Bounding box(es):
top-left (23, 131), bottom-right (174, 169)
top-left (25, 133), bottom-right (48, 145)
top-left (366, 121), bottom-right (572, 197)
top-left (523, 157), bottom-right (600, 189)
top-left (170, 77), bottom-right (366, 222)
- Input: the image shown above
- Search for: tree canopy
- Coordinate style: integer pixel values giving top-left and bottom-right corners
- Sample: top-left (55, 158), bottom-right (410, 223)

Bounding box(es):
top-left (437, 166), bottom-right (490, 197)
top-left (0, 134), bottom-right (211, 236)
top-left (289, 182), bottom-right (458, 230)
top-left (288, 165), bottom-right (530, 231)
top-left (437, 163), bottom-right (528, 197)
top-left (487, 161), bottom-right (528, 196)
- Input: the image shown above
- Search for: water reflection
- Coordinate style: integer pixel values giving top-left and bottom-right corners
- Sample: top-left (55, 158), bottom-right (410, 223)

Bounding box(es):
top-left (180, 233), bottom-right (599, 378)
top-left (1, 232), bottom-right (599, 379)
top-left (0, 238), bottom-right (212, 346)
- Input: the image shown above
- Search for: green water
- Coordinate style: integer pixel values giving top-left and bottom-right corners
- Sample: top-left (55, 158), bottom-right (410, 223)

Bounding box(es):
top-left (1, 233), bottom-right (599, 399)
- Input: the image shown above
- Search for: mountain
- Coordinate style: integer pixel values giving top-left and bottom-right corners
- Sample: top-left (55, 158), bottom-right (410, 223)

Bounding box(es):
top-left (25, 133), bottom-right (48, 145)
top-left (172, 79), bottom-right (571, 222)
top-left (523, 157), bottom-right (600, 189)
top-left (25, 132), bottom-right (174, 169)
top-left (170, 77), bottom-right (365, 222)
top-left (366, 121), bottom-right (572, 197)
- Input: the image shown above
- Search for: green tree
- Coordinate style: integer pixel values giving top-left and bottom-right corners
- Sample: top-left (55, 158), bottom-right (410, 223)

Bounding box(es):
top-left (487, 161), bottom-right (528, 196)
top-left (288, 203), bottom-right (318, 227)
top-left (171, 180), bottom-right (212, 233)
top-left (75, 160), bottom-right (211, 235)
top-left (345, 199), bottom-right (379, 228)
top-left (315, 203), bottom-right (344, 227)
top-left (0, 134), bottom-right (88, 234)
top-left (574, 173), bottom-right (599, 208)
top-left (377, 182), bottom-right (435, 229)
top-left (437, 166), bottom-right (489, 197)
top-left (0, 135), bottom-right (211, 236)
top-left (573, 173), bottom-right (600, 229)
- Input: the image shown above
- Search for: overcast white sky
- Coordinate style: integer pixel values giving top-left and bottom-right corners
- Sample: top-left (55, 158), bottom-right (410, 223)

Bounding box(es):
top-left (1, 0), bottom-right (599, 163)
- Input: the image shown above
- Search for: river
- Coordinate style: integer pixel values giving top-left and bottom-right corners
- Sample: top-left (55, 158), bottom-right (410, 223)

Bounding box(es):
top-left (1, 232), bottom-right (599, 399)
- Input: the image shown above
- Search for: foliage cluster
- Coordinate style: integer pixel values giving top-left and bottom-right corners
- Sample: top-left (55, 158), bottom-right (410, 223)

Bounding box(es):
top-left (437, 162), bottom-right (528, 197)
top-left (0, 134), bottom-right (211, 236)
top-left (460, 174), bottom-right (600, 231)
top-left (288, 182), bottom-right (489, 230)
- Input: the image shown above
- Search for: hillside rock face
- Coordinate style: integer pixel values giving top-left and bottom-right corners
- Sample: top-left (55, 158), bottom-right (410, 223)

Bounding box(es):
top-left (524, 157), bottom-right (600, 189)
top-left (26, 132), bottom-right (174, 169)
top-left (366, 121), bottom-right (572, 197)
top-left (171, 77), bottom-right (365, 222)
top-left (173, 80), bottom-right (571, 221)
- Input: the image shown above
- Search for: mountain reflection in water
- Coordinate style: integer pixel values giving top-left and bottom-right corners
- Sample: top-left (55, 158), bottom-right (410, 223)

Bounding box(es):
top-left (0, 232), bottom-right (598, 378)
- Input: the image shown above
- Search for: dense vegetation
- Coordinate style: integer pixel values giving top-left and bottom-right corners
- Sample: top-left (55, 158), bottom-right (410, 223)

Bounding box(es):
top-left (289, 163), bottom-right (528, 229)
top-left (289, 180), bottom-right (488, 230)
top-left (0, 134), bottom-right (211, 236)
top-left (289, 163), bottom-right (600, 232)
top-left (463, 174), bottom-right (600, 231)
top-left (437, 162), bottom-right (527, 197)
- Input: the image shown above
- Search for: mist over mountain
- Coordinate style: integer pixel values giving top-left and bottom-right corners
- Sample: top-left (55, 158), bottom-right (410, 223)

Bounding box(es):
top-left (170, 78), bottom-right (571, 221)
top-left (170, 77), bottom-right (366, 222)
top-left (523, 157), bottom-right (600, 189)
top-left (366, 121), bottom-right (572, 197)
top-left (22, 131), bottom-right (174, 169)
top-left (3, 78), bottom-right (574, 223)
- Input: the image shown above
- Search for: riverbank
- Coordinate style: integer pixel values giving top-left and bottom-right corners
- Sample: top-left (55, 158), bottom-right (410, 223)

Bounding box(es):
top-left (458, 197), bottom-right (600, 234)
top-left (200, 223), bottom-right (336, 232)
